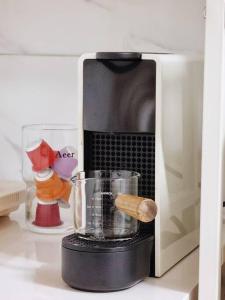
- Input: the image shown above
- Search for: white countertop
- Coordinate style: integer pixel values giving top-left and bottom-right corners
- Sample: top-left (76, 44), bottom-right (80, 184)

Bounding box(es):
top-left (0, 205), bottom-right (198, 300)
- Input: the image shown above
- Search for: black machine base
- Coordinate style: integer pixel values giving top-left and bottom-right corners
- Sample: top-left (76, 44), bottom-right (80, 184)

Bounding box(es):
top-left (62, 233), bottom-right (154, 292)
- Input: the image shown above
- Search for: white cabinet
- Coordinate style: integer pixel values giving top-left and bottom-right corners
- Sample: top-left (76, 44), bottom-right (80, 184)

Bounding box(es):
top-left (198, 1), bottom-right (225, 299)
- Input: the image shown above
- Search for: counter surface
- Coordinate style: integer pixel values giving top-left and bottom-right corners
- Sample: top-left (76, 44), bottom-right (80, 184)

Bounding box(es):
top-left (0, 205), bottom-right (198, 300)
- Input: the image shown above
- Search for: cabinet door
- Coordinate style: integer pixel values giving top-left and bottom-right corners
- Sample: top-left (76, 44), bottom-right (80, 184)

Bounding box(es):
top-left (198, 1), bottom-right (225, 300)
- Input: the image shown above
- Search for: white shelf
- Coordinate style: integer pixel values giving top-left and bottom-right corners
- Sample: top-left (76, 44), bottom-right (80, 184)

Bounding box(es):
top-left (0, 204), bottom-right (199, 300)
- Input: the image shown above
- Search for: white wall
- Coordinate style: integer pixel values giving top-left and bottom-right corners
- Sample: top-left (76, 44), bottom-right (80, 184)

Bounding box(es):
top-left (0, 0), bottom-right (205, 180)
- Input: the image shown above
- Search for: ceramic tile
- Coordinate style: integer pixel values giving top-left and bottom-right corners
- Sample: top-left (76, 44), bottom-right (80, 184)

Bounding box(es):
top-left (0, 0), bottom-right (205, 55)
top-left (0, 55), bottom-right (78, 180)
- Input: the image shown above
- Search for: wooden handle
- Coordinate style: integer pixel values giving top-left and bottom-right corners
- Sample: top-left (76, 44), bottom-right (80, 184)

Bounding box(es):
top-left (115, 194), bottom-right (157, 223)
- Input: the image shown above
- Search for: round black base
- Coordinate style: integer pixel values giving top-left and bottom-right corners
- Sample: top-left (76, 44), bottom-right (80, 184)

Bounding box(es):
top-left (61, 233), bottom-right (154, 292)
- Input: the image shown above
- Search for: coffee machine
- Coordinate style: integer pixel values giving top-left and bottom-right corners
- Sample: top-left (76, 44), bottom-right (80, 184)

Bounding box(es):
top-left (62, 52), bottom-right (203, 291)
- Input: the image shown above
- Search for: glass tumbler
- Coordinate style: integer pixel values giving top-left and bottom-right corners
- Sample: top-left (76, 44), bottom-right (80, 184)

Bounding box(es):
top-left (74, 170), bottom-right (140, 240)
top-left (22, 124), bottom-right (79, 234)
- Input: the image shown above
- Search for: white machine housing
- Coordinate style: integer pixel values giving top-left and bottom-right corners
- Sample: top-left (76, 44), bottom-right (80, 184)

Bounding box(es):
top-left (77, 52), bottom-right (203, 277)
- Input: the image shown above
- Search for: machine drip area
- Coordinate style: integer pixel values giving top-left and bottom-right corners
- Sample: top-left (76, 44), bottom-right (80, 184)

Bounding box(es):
top-left (62, 232), bottom-right (154, 292)
top-left (77, 231), bottom-right (136, 242)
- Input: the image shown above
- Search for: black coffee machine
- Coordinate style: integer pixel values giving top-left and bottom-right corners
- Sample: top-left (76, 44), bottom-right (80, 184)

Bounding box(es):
top-left (62, 52), bottom-right (202, 291)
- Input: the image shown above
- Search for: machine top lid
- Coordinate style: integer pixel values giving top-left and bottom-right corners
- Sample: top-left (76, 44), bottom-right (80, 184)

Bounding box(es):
top-left (96, 52), bottom-right (142, 60)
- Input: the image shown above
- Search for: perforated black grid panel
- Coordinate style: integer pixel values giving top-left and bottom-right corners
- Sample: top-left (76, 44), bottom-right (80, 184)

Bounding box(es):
top-left (84, 131), bottom-right (155, 199)
top-left (62, 232), bottom-right (154, 252)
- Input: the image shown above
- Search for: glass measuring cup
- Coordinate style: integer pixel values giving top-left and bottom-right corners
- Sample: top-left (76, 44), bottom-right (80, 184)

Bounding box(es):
top-left (74, 170), bottom-right (140, 240)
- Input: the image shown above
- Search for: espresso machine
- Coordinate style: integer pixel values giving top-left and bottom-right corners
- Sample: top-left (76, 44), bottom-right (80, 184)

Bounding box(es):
top-left (62, 52), bottom-right (203, 291)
